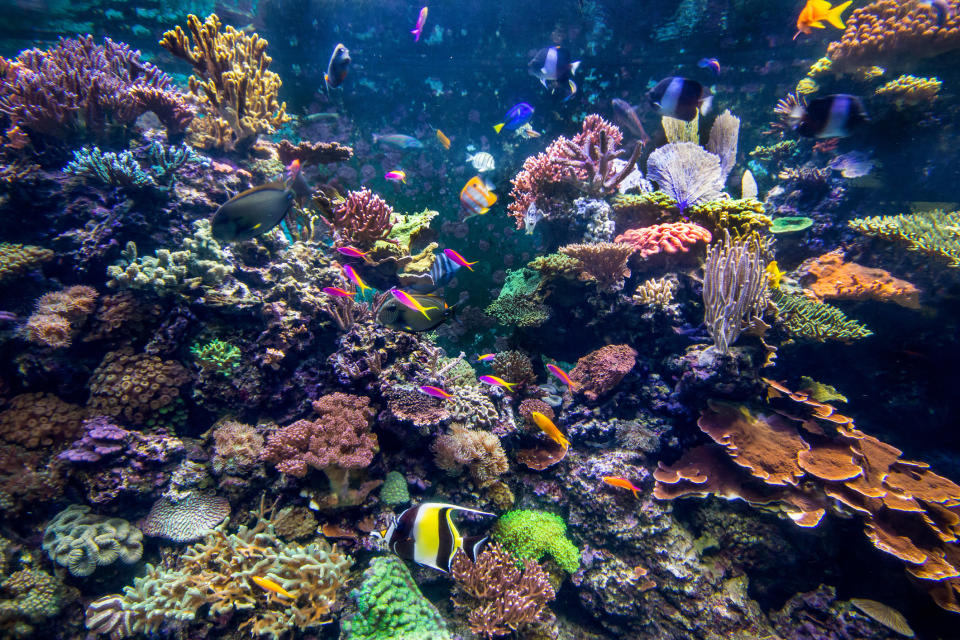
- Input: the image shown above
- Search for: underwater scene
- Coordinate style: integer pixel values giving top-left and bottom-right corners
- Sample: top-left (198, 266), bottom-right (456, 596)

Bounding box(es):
top-left (2, 0), bottom-right (960, 638)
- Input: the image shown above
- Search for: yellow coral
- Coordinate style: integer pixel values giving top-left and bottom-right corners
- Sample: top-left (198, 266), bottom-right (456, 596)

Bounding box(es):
top-left (796, 77), bottom-right (819, 95)
top-left (875, 74), bottom-right (941, 108)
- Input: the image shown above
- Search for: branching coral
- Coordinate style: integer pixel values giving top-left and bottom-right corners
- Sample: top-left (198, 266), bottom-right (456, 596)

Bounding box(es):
top-left (849, 209), bottom-right (960, 266)
top-left (321, 187), bottom-right (395, 249)
top-left (432, 424), bottom-right (509, 488)
top-left (702, 230), bottom-right (769, 354)
top-left (65, 142), bottom-right (209, 189)
top-left (799, 249), bottom-right (920, 309)
top-left (42, 504), bottom-right (143, 577)
top-left (191, 338), bottom-right (242, 375)
top-left (160, 13), bottom-right (288, 150)
top-left (646, 142), bottom-right (724, 212)
top-left (491, 510), bottom-right (580, 574)
top-left (558, 242), bottom-right (635, 292)
top-left (22, 285), bottom-right (98, 348)
top-left (451, 543), bottom-right (556, 639)
top-left (771, 289), bottom-right (873, 342)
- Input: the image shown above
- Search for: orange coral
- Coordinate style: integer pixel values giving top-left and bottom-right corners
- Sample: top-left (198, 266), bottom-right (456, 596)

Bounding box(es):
top-left (0, 393), bottom-right (86, 449)
top-left (799, 249), bottom-right (920, 309)
top-left (431, 424), bottom-right (509, 488)
top-left (87, 348), bottom-right (190, 425)
top-left (22, 285), bottom-right (99, 348)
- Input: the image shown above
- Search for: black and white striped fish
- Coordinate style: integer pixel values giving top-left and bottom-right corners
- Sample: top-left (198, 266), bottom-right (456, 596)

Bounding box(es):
top-left (408, 251), bottom-right (463, 293)
top-left (374, 502), bottom-right (493, 572)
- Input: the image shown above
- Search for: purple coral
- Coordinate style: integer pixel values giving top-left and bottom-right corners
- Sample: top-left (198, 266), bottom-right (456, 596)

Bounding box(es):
top-left (646, 142), bottom-right (724, 212)
top-left (58, 416), bottom-right (128, 463)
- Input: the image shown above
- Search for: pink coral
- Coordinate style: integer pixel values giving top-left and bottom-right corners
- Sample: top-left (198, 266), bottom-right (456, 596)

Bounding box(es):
top-left (569, 344), bottom-right (638, 401)
top-left (323, 188), bottom-right (394, 249)
top-left (615, 222), bottom-right (712, 259)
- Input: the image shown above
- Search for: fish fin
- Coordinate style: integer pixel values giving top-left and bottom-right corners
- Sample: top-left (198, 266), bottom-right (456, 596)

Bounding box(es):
top-left (809, 20), bottom-right (826, 28)
top-left (792, 29), bottom-right (803, 40)
top-left (570, 60), bottom-right (581, 76)
top-left (826, 0), bottom-right (852, 28)
top-left (461, 536), bottom-right (489, 563)
top-left (539, 75), bottom-right (549, 89)
top-left (493, 123), bottom-right (504, 134)
top-left (700, 94), bottom-right (713, 116)
top-left (563, 80), bottom-right (577, 101)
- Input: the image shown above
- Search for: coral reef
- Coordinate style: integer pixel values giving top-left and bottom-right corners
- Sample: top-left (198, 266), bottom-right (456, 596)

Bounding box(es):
top-left (646, 142), bottom-right (724, 212)
top-left (799, 249), bottom-right (921, 309)
top-left (492, 510), bottom-right (581, 574)
top-left (849, 209), bottom-right (960, 266)
top-left (42, 504), bottom-right (142, 576)
top-left (771, 289), bottom-right (873, 342)
top-left (22, 285), bottom-right (98, 348)
top-left (569, 344), bottom-right (638, 401)
top-left (875, 74), bottom-right (942, 107)
top-left (87, 348), bottom-right (190, 426)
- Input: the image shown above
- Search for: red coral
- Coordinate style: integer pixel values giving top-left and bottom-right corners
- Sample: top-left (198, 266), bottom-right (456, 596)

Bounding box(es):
top-left (507, 145), bottom-right (570, 228)
top-left (324, 188), bottom-right (394, 249)
top-left (615, 222), bottom-right (712, 259)
top-left (569, 344), bottom-right (638, 401)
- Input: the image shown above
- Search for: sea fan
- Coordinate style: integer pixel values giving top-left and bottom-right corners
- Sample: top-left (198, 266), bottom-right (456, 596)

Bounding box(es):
top-left (646, 142), bottom-right (724, 212)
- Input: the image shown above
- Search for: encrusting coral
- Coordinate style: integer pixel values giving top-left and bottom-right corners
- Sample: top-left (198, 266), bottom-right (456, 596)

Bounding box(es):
top-left (569, 344), bottom-right (638, 401)
top-left (42, 504), bottom-right (143, 577)
top-left (799, 249), bottom-right (921, 309)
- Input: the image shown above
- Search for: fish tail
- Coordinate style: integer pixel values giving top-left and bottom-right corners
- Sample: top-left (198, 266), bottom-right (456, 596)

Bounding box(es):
top-left (503, 381), bottom-right (516, 392)
top-left (493, 123), bottom-right (505, 134)
top-left (411, 27), bottom-right (422, 41)
top-left (465, 261), bottom-right (477, 270)
top-left (699, 94), bottom-right (713, 116)
top-left (827, 0), bottom-right (852, 28)
top-left (631, 488), bottom-right (639, 499)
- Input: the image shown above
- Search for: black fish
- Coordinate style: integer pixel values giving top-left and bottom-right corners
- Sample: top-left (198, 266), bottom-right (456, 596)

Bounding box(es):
top-left (377, 292), bottom-right (456, 332)
top-left (377, 502), bottom-right (493, 572)
top-left (795, 94), bottom-right (866, 139)
top-left (647, 77), bottom-right (712, 122)
top-left (611, 98), bottom-right (650, 143)
top-left (325, 43), bottom-right (351, 91)
top-left (528, 46), bottom-right (580, 98)
top-left (211, 182), bottom-right (295, 242)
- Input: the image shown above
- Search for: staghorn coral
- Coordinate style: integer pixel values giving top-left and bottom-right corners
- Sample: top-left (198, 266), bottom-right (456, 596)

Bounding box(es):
top-left (432, 424), bottom-right (509, 488)
top-left (646, 142), bottom-right (724, 212)
top-left (615, 222), bottom-right (711, 259)
top-left (0, 243), bottom-right (53, 283)
top-left (849, 209), bottom-right (960, 266)
top-left (491, 510), bottom-right (580, 574)
top-left (140, 491), bottom-right (231, 542)
top-left (87, 348), bottom-right (190, 427)
top-left (451, 542), bottom-right (556, 639)
top-left (558, 242), bottom-right (635, 292)
top-left (86, 502), bottom-right (351, 639)
top-left (42, 504), bottom-right (143, 577)
top-left (341, 555), bottom-right (451, 640)
top-left (321, 187), bottom-right (395, 249)
top-left (569, 344), bottom-right (638, 401)
top-left (875, 74), bottom-right (941, 107)
top-left (771, 289), bottom-right (873, 342)
top-left (826, 0), bottom-right (960, 70)
top-left (549, 114), bottom-right (642, 197)
top-left (65, 146), bottom-right (156, 189)
top-left (22, 285), bottom-right (98, 348)
top-left (799, 249), bottom-right (921, 309)
top-left (159, 13), bottom-right (288, 150)
top-left (706, 109), bottom-right (740, 181)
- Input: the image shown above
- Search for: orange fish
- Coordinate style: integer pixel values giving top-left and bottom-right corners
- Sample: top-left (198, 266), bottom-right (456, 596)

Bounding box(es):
top-left (794, 0), bottom-right (852, 39)
top-left (250, 575), bottom-right (294, 599)
top-left (436, 129), bottom-right (451, 150)
top-left (531, 411), bottom-right (570, 449)
top-left (546, 364), bottom-right (580, 391)
top-left (602, 476), bottom-right (641, 498)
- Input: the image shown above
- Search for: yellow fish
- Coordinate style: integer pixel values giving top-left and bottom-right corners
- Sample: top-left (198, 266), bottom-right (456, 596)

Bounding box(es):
top-left (436, 129), bottom-right (451, 150)
top-left (250, 575), bottom-right (294, 599)
top-left (765, 260), bottom-right (786, 289)
top-left (794, 0), bottom-right (852, 39)
top-left (459, 176), bottom-right (497, 219)
top-left (531, 411), bottom-right (570, 449)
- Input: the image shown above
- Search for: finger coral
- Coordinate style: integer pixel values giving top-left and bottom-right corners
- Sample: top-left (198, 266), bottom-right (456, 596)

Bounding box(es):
top-left (159, 13), bottom-right (288, 150)
top-left (42, 504), bottom-right (143, 576)
top-left (22, 285), bottom-right (98, 348)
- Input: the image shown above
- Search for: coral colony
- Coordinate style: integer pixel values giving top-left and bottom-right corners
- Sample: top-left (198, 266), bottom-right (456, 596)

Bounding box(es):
top-left (1, 1), bottom-right (960, 639)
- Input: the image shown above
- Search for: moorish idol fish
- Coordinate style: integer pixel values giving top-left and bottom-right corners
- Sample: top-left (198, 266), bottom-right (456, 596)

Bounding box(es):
top-left (374, 502), bottom-right (494, 572)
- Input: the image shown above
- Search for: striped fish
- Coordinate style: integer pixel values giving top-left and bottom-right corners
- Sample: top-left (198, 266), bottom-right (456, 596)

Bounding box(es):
top-left (459, 176), bottom-right (497, 220)
top-left (466, 151), bottom-right (495, 173)
top-left (378, 502), bottom-right (493, 572)
top-left (409, 251), bottom-right (462, 293)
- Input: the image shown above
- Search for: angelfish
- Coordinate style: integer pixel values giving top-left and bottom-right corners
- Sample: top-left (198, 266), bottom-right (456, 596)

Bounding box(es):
top-left (211, 182), bottom-right (295, 242)
top-left (647, 77), bottom-right (713, 122)
top-left (324, 43), bottom-right (351, 91)
top-left (374, 502), bottom-right (494, 572)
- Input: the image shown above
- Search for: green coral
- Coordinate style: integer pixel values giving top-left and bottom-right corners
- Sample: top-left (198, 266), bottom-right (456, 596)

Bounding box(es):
top-left (341, 555), bottom-right (451, 640)
top-left (485, 268), bottom-right (549, 328)
top-left (387, 208), bottom-right (439, 251)
top-left (491, 510), bottom-right (581, 574)
top-left (0, 568), bottom-right (66, 637)
top-left (799, 376), bottom-right (848, 404)
top-left (527, 253), bottom-right (582, 280)
top-left (191, 338), bottom-right (242, 375)
top-left (379, 471), bottom-right (410, 506)
top-left (770, 216), bottom-right (813, 234)
top-left (748, 140), bottom-right (798, 161)
top-left (611, 194), bottom-right (771, 238)
top-left (42, 504), bottom-right (143, 577)
top-left (848, 210), bottom-right (960, 267)
top-left (771, 289), bottom-right (873, 342)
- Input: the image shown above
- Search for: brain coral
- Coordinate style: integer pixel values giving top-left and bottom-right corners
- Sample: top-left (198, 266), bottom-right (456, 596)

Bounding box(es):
top-left (141, 491), bottom-right (231, 542)
top-left (42, 504), bottom-right (143, 577)
top-left (87, 348), bottom-right (190, 425)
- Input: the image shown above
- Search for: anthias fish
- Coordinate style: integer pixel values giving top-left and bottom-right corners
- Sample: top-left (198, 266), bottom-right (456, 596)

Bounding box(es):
top-left (378, 291), bottom-right (455, 332)
top-left (342, 264), bottom-right (373, 296)
top-left (794, 0), bottom-right (852, 38)
top-left (546, 364), bottom-right (579, 391)
top-left (323, 286), bottom-right (355, 297)
top-left (531, 411), bottom-right (570, 449)
top-left (528, 46), bottom-right (580, 98)
top-left (375, 502), bottom-right (493, 572)
top-left (698, 57), bottom-right (721, 74)
top-left (385, 169), bottom-right (407, 183)
top-left (792, 94), bottom-right (866, 138)
top-left (419, 385), bottom-right (453, 399)
top-left (443, 248), bottom-right (477, 271)
top-left (337, 246), bottom-right (373, 263)
top-left (602, 476), bottom-right (641, 498)
top-left (250, 575), bottom-right (294, 599)
top-left (494, 103), bottom-right (534, 134)
top-left (411, 6), bottom-right (429, 42)
top-left (324, 43), bottom-right (351, 90)
top-left (373, 133), bottom-right (424, 149)
top-left (479, 375), bottom-right (516, 391)
top-left (460, 176), bottom-right (497, 219)
top-left (211, 182), bottom-right (295, 242)
top-left (436, 129), bottom-right (451, 149)
top-left (647, 77), bottom-right (712, 122)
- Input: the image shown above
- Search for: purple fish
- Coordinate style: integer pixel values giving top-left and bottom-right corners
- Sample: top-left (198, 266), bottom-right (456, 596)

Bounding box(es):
top-left (411, 6), bottom-right (428, 42)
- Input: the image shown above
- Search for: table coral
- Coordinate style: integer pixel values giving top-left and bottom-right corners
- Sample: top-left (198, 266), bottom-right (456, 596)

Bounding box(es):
top-left (42, 504), bottom-right (143, 576)
top-left (569, 344), bottom-right (638, 401)
top-left (341, 555), bottom-right (450, 640)
top-left (849, 209), bottom-right (960, 266)
top-left (159, 13), bottom-right (288, 150)
top-left (492, 510), bottom-right (581, 574)
top-left (0, 243), bottom-right (53, 283)
top-left (799, 249), bottom-right (921, 309)
top-left (614, 222), bottom-right (711, 259)
top-left (22, 285), bottom-right (98, 348)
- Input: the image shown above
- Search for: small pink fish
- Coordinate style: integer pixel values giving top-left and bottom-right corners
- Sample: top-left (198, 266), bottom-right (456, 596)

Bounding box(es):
top-left (479, 375), bottom-right (516, 392)
top-left (337, 246), bottom-right (374, 263)
top-left (342, 264), bottom-right (372, 296)
top-left (411, 6), bottom-right (429, 42)
top-left (389, 288), bottom-right (439, 320)
top-left (323, 287), bottom-right (355, 298)
top-left (477, 353), bottom-right (496, 362)
top-left (419, 385), bottom-right (453, 399)
top-left (443, 248), bottom-right (478, 271)
top-left (546, 364), bottom-right (580, 391)
top-left (385, 169), bottom-right (406, 184)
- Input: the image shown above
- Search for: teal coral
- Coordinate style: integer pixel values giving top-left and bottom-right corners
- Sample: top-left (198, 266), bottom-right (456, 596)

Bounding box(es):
top-left (848, 209), bottom-right (960, 267)
top-left (65, 146), bottom-right (158, 188)
top-left (379, 471), bottom-right (410, 505)
top-left (491, 510), bottom-right (581, 574)
top-left (484, 268), bottom-right (549, 328)
top-left (42, 504), bottom-right (143, 577)
top-left (191, 338), bottom-right (242, 375)
top-left (341, 555), bottom-right (451, 640)
top-left (771, 289), bottom-right (873, 342)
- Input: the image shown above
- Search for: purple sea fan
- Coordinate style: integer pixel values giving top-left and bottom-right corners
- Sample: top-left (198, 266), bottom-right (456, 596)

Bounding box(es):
top-left (646, 142), bottom-right (724, 212)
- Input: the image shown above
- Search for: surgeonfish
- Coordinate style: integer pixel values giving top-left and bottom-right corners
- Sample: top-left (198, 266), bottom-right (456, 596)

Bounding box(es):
top-left (374, 502), bottom-right (494, 572)
top-left (378, 291), bottom-right (455, 332)
top-left (479, 375), bottom-right (516, 392)
top-left (790, 94), bottom-right (866, 138)
top-left (436, 129), bottom-right (451, 149)
top-left (528, 46), bottom-right (580, 98)
top-left (324, 43), bottom-right (351, 90)
top-left (373, 133), bottom-right (424, 149)
top-left (385, 169), bottom-right (407, 183)
top-left (443, 248), bottom-right (477, 271)
top-left (493, 103), bottom-right (534, 134)
top-left (419, 386), bottom-right (453, 399)
top-left (411, 6), bottom-right (429, 42)
top-left (250, 575), bottom-right (295, 599)
top-left (212, 182), bottom-right (295, 242)
top-left (466, 151), bottom-right (496, 172)
top-left (546, 364), bottom-right (580, 391)
top-left (611, 99), bottom-right (651, 144)
top-left (697, 57), bottom-right (721, 75)
top-left (794, 0), bottom-right (852, 39)
top-left (342, 264), bottom-right (373, 296)
top-left (530, 411), bottom-right (570, 449)
top-left (647, 77), bottom-right (713, 122)
top-left (602, 476), bottom-right (641, 498)
top-left (460, 176), bottom-right (497, 219)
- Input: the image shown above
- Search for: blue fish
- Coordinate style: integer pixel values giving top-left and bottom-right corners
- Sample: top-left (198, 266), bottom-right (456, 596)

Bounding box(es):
top-left (373, 133), bottom-right (424, 149)
top-left (698, 57), bottom-right (721, 75)
top-left (494, 103), bottom-right (534, 134)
